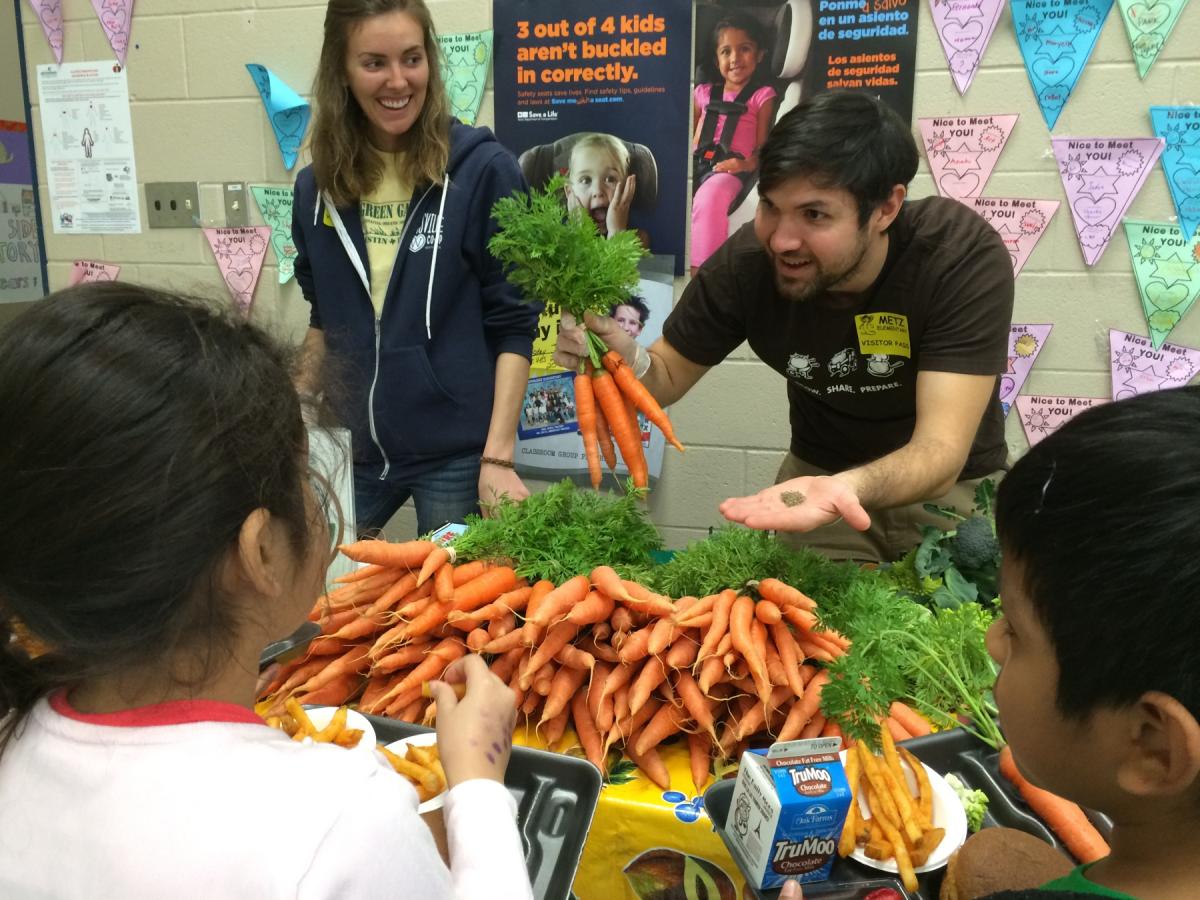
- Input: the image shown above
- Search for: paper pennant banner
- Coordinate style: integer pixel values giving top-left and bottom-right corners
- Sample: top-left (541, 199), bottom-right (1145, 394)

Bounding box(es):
top-left (90, 0), bottom-right (134, 66)
top-left (1116, 0), bottom-right (1189, 79)
top-left (1110, 328), bottom-right (1200, 399)
top-left (964, 197), bottom-right (1060, 276)
top-left (246, 64), bottom-right (310, 171)
top-left (928, 0), bottom-right (1007, 95)
top-left (250, 185), bottom-right (297, 284)
top-left (999, 324), bottom-right (1053, 415)
top-left (203, 226), bottom-right (272, 315)
top-left (438, 30), bottom-right (493, 126)
top-left (69, 259), bottom-right (120, 284)
top-left (920, 115), bottom-right (1018, 199)
top-left (1053, 136), bottom-right (1164, 265)
top-left (1012, 0), bottom-right (1113, 131)
top-left (1123, 220), bottom-right (1200, 349)
top-left (1150, 106), bottom-right (1200, 240)
top-left (1016, 395), bottom-right (1109, 446)
top-left (25, 0), bottom-right (64, 64)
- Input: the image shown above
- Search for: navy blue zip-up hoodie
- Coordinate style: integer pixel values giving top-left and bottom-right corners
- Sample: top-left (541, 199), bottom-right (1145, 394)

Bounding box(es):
top-left (292, 121), bottom-right (541, 483)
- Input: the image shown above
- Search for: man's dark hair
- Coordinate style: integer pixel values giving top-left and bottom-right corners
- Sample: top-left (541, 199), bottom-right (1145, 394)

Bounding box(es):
top-left (611, 295), bottom-right (650, 326)
top-left (758, 91), bottom-right (919, 225)
top-left (995, 386), bottom-right (1200, 721)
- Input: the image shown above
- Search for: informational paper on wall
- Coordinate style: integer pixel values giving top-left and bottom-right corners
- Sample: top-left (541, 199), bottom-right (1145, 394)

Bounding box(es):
top-left (36, 61), bottom-right (140, 234)
top-left (516, 264), bottom-right (673, 484)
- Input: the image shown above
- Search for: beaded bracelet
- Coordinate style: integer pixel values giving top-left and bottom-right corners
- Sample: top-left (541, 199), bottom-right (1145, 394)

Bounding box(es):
top-left (480, 456), bottom-right (515, 469)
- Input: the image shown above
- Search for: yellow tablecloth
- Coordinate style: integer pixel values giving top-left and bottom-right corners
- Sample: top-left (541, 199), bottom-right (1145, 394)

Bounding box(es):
top-left (514, 727), bottom-right (750, 899)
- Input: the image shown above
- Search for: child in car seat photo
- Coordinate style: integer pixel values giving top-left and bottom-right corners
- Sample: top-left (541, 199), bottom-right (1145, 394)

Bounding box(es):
top-left (691, 10), bottom-right (776, 274)
top-left (563, 132), bottom-right (648, 246)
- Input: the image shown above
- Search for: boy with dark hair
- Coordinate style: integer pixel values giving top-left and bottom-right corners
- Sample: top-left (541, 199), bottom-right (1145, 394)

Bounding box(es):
top-left (985, 386), bottom-right (1200, 899)
top-left (610, 296), bottom-right (651, 339)
top-left (557, 90), bottom-right (1014, 563)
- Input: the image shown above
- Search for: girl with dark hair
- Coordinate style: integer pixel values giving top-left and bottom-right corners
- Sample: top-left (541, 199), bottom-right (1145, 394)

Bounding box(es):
top-left (0, 283), bottom-right (531, 898)
top-left (294, 0), bottom-right (541, 538)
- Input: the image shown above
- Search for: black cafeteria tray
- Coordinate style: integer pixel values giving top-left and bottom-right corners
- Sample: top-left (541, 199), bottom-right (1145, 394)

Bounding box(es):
top-left (366, 714), bottom-right (602, 900)
top-left (705, 728), bottom-right (1112, 900)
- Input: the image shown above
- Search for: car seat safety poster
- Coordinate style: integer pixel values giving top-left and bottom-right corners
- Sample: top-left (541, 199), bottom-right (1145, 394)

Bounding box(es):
top-left (492, 0), bottom-right (691, 276)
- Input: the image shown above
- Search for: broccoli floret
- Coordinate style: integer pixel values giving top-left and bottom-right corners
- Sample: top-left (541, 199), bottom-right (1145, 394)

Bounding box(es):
top-left (945, 773), bottom-right (989, 832)
top-left (950, 515), bottom-right (999, 572)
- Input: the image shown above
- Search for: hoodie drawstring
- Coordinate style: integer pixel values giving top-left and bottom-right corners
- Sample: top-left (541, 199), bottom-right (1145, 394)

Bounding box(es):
top-left (424, 175), bottom-right (450, 340)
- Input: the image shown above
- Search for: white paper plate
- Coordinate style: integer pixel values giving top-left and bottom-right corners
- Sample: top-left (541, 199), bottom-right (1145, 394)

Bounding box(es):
top-left (301, 706), bottom-right (376, 755)
top-left (839, 748), bottom-right (968, 874)
top-left (383, 732), bottom-right (447, 813)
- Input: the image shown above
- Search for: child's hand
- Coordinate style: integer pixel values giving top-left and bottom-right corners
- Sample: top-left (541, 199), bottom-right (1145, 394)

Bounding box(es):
top-left (714, 158), bottom-right (753, 175)
top-left (563, 181), bottom-right (583, 214)
top-left (605, 174), bottom-right (636, 237)
top-left (428, 654), bottom-right (517, 788)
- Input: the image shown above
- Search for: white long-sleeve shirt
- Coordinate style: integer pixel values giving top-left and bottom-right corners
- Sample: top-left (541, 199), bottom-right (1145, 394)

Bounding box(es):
top-left (0, 694), bottom-right (533, 899)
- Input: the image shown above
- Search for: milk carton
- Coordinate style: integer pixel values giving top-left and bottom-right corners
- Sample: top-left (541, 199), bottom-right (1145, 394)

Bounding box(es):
top-left (725, 737), bottom-right (852, 889)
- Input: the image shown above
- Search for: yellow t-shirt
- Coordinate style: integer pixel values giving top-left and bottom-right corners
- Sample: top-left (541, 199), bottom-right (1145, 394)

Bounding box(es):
top-left (360, 151), bottom-right (413, 317)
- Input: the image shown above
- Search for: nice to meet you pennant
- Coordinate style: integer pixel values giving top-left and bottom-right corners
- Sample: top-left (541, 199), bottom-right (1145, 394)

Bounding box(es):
top-left (25, 0), bottom-right (64, 64)
top-left (1111, 328), bottom-right (1200, 399)
top-left (928, 0), bottom-right (1007, 95)
top-left (204, 226), bottom-right (272, 316)
top-left (1011, 0), bottom-right (1113, 131)
top-left (90, 0), bottom-right (134, 66)
top-left (246, 64), bottom-right (310, 171)
top-left (919, 114), bottom-right (1018, 199)
top-left (963, 197), bottom-right (1060, 276)
top-left (438, 30), bottom-right (493, 126)
top-left (1123, 220), bottom-right (1200, 348)
top-left (1053, 136), bottom-right (1164, 265)
top-left (1015, 394), bottom-right (1109, 446)
top-left (1116, 0), bottom-right (1189, 78)
top-left (250, 185), bottom-right (297, 284)
top-left (1000, 324), bottom-right (1053, 414)
top-left (1150, 106), bottom-right (1200, 240)
top-left (69, 259), bottom-right (120, 284)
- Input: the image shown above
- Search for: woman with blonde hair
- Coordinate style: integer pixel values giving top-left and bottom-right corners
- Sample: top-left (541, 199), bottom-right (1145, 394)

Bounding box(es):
top-left (292, 0), bottom-right (540, 537)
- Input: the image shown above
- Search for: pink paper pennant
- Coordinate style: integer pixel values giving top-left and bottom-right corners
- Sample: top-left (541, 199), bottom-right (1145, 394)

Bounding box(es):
top-left (203, 226), bottom-right (271, 316)
top-left (1015, 395), bottom-right (1110, 446)
top-left (919, 114), bottom-right (1018, 199)
top-left (26, 0), bottom-right (64, 64)
top-left (1109, 328), bottom-right (1200, 400)
top-left (1053, 137), bottom-right (1165, 266)
top-left (69, 260), bottom-right (120, 285)
top-left (89, 0), bottom-right (134, 66)
top-left (964, 197), bottom-right (1060, 276)
top-left (999, 324), bottom-right (1053, 415)
top-left (928, 0), bottom-right (1007, 95)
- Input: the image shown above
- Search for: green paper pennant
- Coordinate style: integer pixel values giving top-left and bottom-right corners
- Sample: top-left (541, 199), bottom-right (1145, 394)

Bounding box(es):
top-left (1124, 219), bottom-right (1200, 348)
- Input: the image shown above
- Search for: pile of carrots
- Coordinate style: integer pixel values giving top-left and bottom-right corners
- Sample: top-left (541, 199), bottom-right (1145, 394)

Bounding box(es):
top-left (258, 538), bottom-right (925, 792)
top-left (575, 350), bottom-right (684, 491)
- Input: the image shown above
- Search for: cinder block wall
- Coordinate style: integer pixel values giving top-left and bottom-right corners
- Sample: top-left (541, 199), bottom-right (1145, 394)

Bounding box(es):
top-left (12, 0), bottom-right (1200, 548)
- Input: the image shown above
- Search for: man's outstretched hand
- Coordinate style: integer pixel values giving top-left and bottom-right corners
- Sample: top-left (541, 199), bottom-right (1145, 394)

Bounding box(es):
top-left (719, 475), bottom-right (871, 533)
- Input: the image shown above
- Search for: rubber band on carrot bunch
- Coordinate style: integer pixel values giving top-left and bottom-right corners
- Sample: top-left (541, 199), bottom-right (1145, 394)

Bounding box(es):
top-left (488, 174), bottom-right (685, 494)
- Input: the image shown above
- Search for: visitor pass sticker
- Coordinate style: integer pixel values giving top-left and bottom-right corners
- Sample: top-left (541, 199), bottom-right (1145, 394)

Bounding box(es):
top-left (855, 312), bottom-right (911, 357)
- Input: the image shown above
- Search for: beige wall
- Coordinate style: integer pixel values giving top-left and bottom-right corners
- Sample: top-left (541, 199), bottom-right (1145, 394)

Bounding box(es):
top-left (10, 0), bottom-right (1200, 546)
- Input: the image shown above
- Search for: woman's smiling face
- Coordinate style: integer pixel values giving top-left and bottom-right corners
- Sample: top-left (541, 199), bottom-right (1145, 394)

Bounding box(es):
top-left (345, 11), bottom-right (429, 152)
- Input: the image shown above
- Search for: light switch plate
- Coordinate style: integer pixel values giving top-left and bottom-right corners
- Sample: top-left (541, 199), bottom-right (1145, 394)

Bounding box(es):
top-left (145, 182), bottom-right (200, 228)
top-left (223, 182), bottom-right (248, 227)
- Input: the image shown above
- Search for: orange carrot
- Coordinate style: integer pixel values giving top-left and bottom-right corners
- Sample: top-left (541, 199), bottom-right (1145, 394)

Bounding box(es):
top-left (664, 636), bottom-right (699, 669)
top-left (450, 559), bottom-right (491, 586)
top-left (610, 606), bottom-right (635, 634)
top-left (755, 599), bottom-right (783, 625)
top-left (764, 639), bottom-right (788, 687)
top-left (593, 401), bottom-right (618, 472)
top-left (577, 635), bottom-right (620, 664)
top-left (527, 575), bottom-right (591, 630)
top-left (373, 638), bottom-right (463, 710)
top-left (780, 668), bottom-right (829, 738)
top-left (998, 745), bottom-right (1111, 864)
top-left (434, 561), bottom-right (456, 603)
top-left (542, 663), bottom-right (589, 722)
top-left (338, 538), bottom-right (436, 570)
top-left (648, 616), bottom-right (681, 657)
top-left (617, 626), bottom-right (653, 664)
top-left (770, 621), bottom-right (807, 701)
top-left (574, 366), bottom-right (604, 490)
top-left (755, 578), bottom-right (819, 612)
top-left (591, 368), bottom-right (647, 488)
top-left (589, 565), bottom-right (633, 602)
top-left (399, 599), bottom-right (453, 642)
top-left (332, 563), bottom-right (390, 584)
top-left (296, 672), bottom-right (362, 708)
top-left (674, 593), bottom-right (717, 626)
top-left (519, 621), bottom-right (581, 690)
top-left (466, 628), bottom-right (490, 653)
top-left (555, 643), bottom-right (596, 672)
top-left (675, 671), bottom-right (719, 743)
top-left (734, 684), bottom-right (792, 741)
top-left (634, 700), bottom-right (687, 755)
top-left (296, 644), bottom-right (370, 695)
top-left (780, 603), bottom-right (820, 633)
top-left (480, 628), bottom-right (526, 655)
top-left (627, 744), bottom-right (671, 790)
top-left (730, 595), bottom-right (771, 711)
top-left (687, 731), bottom-right (712, 793)
top-left (800, 713), bottom-right (827, 739)
top-left (617, 580), bottom-right (676, 618)
top-left (449, 565), bottom-right (519, 613)
top-left (889, 701), bottom-right (933, 738)
top-left (602, 350), bottom-right (685, 453)
top-left (562, 591), bottom-right (616, 627)
top-left (572, 689), bottom-right (605, 770)
top-left (371, 641), bottom-right (431, 675)
top-left (628, 657), bottom-right (667, 716)
top-left (542, 707), bottom-right (571, 748)
top-left (695, 589), bottom-right (735, 668)
top-left (416, 545), bottom-right (452, 587)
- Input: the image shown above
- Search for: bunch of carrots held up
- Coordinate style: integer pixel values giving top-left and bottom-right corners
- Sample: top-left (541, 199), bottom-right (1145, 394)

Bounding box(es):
top-left (258, 537), bottom-right (933, 791)
top-left (575, 350), bottom-right (684, 491)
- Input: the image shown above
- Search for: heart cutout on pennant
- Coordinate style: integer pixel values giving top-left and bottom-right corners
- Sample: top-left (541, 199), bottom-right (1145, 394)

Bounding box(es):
top-left (938, 172), bottom-right (982, 197)
top-left (1074, 196), bottom-right (1117, 224)
top-left (1127, 1), bottom-right (1168, 31)
top-left (1146, 282), bottom-right (1190, 311)
top-left (225, 268), bottom-right (255, 295)
top-left (1032, 54), bottom-right (1076, 86)
top-left (1171, 165), bottom-right (1200, 200)
top-left (273, 108), bottom-right (306, 137)
top-left (942, 19), bottom-right (984, 49)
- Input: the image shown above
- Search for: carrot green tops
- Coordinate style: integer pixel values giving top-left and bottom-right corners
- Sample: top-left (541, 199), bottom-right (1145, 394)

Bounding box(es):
top-left (1042, 864), bottom-right (1139, 899)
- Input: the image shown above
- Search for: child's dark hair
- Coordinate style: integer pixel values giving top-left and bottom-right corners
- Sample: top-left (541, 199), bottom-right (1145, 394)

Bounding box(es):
top-left (610, 295), bottom-right (650, 327)
top-left (709, 11), bottom-right (767, 89)
top-left (994, 386), bottom-right (1200, 722)
top-left (759, 91), bottom-right (919, 225)
top-left (0, 282), bottom-right (320, 748)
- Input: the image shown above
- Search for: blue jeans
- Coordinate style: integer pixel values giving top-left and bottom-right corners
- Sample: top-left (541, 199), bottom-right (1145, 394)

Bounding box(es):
top-left (354, 452), bottom-right (481, 538)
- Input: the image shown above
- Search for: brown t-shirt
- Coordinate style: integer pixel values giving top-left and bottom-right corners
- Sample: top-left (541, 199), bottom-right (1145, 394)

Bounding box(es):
top-left (663, 197), bottom-right (1014, 478)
